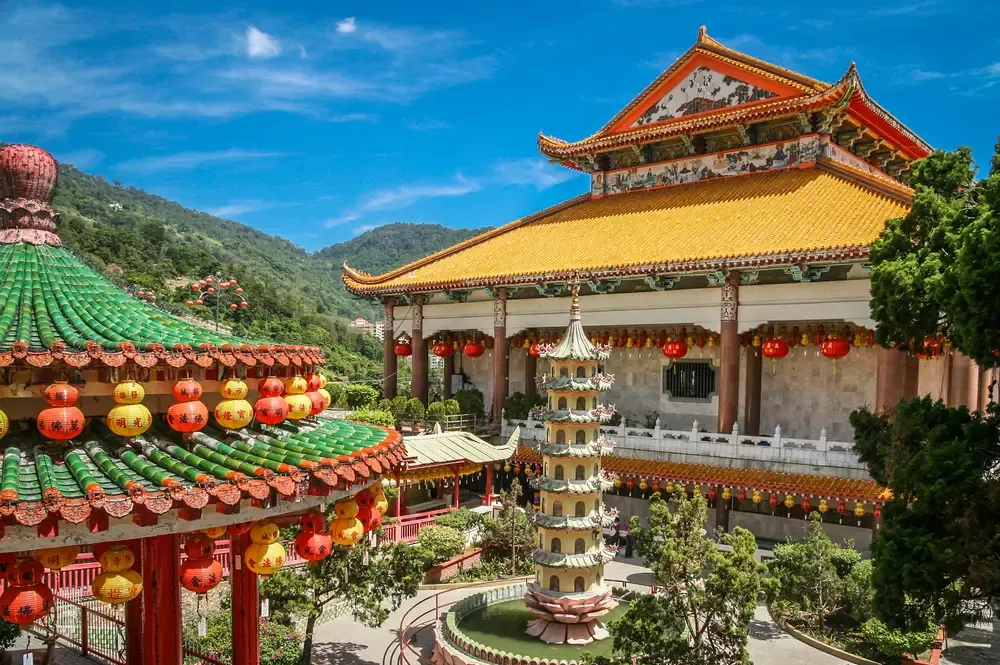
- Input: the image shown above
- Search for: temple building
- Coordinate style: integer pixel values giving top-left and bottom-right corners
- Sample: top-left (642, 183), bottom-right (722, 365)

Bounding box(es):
top-left (0, 144), bottom-right (405, 665)
top-left (343, 28), bottom-right (977, 548)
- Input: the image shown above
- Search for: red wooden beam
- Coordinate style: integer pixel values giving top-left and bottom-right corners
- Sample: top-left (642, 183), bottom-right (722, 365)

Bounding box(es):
top-left (126, 540), bottom-right (143, 665)
top-left (231, 530), bottom-right (260, 665)
top-left (142, 534), bottom-right (181, 665)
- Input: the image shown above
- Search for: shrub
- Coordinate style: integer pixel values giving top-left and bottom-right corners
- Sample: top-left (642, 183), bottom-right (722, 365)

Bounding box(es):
top-left (860, 618), bottom-right (938, 659)
top-left (435, 507), bottom-right (484, 532)
top-left (377, 398), bottom-right (392, 412)
top-left (417, 525), bottom-right (466, 564)
top-left (405, 398), bottom-right (425, 421)
top-left (426, 401), bottom-right (446, 420)
top-left (503, 392), bottom-right (546, 420)
top-left (0, 620), bottom-right (19, 651)
top-left (349, 409), bottom-right (395, 428)
top-left (842, 559), bottom-right (875, 626)
top-left (454, 389), bottom-right (484, 417)
top-left (327, 381), bottom-right (346, 406)
top-left (444, 399), bottom-right (460, 415)
top-left (389, 395), bottom-right (409, 419)
top-left (343, 384), bottom-right (378, 409)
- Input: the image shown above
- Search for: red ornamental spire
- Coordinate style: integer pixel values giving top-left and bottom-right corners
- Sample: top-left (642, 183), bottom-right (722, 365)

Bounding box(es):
top-left (0, 145), bottom-right (62, 246)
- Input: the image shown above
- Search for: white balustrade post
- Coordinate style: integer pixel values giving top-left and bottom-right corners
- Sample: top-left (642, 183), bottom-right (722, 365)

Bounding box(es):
top-left (618, 419), bottom-right (626, 439)
top-left (526, 411), bottom-right (535, 441)
top-left (773, 424), bottom-right (783, 448)
top-left (819, 428), bottom-right (828, 451)
top-left (654, 416), bottom-right (661, 445)
top-left (730, 422), bottom-right (739, 446)
top-left (690, 420), bottom-right (699, 444)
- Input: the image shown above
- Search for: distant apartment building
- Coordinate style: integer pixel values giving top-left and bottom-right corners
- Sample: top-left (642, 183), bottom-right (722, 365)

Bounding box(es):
top-left (349, 317), bottom-right (385, 341)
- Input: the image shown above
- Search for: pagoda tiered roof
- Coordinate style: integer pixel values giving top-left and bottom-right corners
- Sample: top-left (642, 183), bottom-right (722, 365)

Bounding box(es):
top-left (538, 440), bottom-right (613, 458)
top-left (537, 374), bottom-right (615, 392)
top-left (530, 547), bottom-right (617, 569)
top-left (532, 509), bottom-right (616, 531)
top-left (538, 406), bottom-right (616, 424)
top-left (0, 416), bottom-right (404, 527)
top-left (531, 475), bottom-right (612, 494)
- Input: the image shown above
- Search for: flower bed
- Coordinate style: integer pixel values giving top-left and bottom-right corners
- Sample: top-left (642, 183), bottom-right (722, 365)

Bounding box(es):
top-left (424, 548), bottom-right (483, 583)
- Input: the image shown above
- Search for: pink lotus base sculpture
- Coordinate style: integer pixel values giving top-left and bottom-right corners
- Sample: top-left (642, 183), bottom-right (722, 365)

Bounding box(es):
top-left (522, 582), bottom-right (618, 645)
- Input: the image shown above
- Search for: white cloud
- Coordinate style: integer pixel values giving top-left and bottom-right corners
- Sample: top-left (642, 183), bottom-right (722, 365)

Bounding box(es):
top-left (117, 148), bottom-right (286, 173)
top-left (246, 26), bottom-right (281, 59)
top-left (336, 17), bottom-right (357, 34)
top-left (491, 159), bottom-right (575, 190)
top-left (208, 201), bottom-right (270, 217)
top-left (325, 176), bottom-right (480, 228)
top-left (907, 69), bottom-right (946, 82)
top-left (55, 148), bottom-right (103, 170)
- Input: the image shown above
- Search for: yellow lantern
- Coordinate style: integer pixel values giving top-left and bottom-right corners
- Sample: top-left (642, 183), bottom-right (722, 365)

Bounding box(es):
top-left (752, 490), bottom-right (762, 504)
top-left (34, 546), bottom-right (79, 570)
top-left (666, 481), bottom-right (675, 494)
top-left (244, 542), bottom-right (286, 576)
top-left (784, 495), bottom-right (795, 509)
top-left (318, 374), bottom-right (327, 389)
top-left (721, 487), bottom-right (732, 501)
top-left (107, 403), bottom-right (153, 438)
top-left (854, 502), bottom-right (865, 518)
top-left (692, 484), bottom-right (702, 496)
top-left (215, 398), bottom-right (253, 430)
top-left (0, 409), bottom-right (9, 440)
top-left (92, 569), bottom-right (143, 605)
top-left (317, 388), bottom-right (332, 410)
top-left (220, 378), bottom-right (249, 400)
top-left (249, 520), bottom-right (280, 545)
top-left (330, 497), bottom-right (364, 547)
top-left (100, 547), bottom-right (135, 573)
top-left (113, 380), bottom-right (145, 405)
top-left (283, 374), bottom-right (312, 420)
top-left (818, 499), bottom-right (829, 513)
top-left (503, 462), bottom-right (511, 473)
top-left (613, 477), bottom-right (622, 488)
top-left (201, 525), bottom-right (227, 539)
top-left (638, 478), bottom-right (648, 491)
top-left (284, 375), bottom-right (308, 395)
top-left (372, 484), bottom-right (389, 516)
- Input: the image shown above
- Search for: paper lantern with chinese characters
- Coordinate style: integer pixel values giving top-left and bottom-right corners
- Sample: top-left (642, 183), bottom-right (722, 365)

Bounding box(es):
top-left (464, 341), bottom-right (485, 358)
top-left (99, 547), bottom-right (135, 573)
top-left (295, 530), bottom-right (332, 562)
top-left (220, 378), bottom-right (249, 400)
top-left (317, 387), bottom-right (332, 411)
top-left (113, 380), bottom-right (145, 404)
top-left (820, 337), bottom-right (851, 362)
top-left (394, 340), bottom-right (412, 357)
top-left (0, 409), bottom-right (7, 441)
top-left (92, 569), bottom-right (142, 605)
top-left (33, 545), bottom-right (79, 570)
top-left (0, 560), bottom-right (52, 624)
top-left (201, 525), bottom-right (227, 540)
top-left (37, 381), bottom-right (85, 441)
top-left (172, 377), bottom-right (203, 402)
top-left (180, 537), bottom-right (223, 594)
top-left (283, 375), bottom-right (312, 421)
top-left (258, 376), bottom-right (284, 398)
top-left (301, 511), bottom-right (326, 534)
top-left (305, 390), bottom-right (325, 416)
top-left (249, 520), bottom-right (280, 545)
top-left (244, 542), bottom-right (286, 576)
top-left (254, 395), bottom-right (287, 426)
top-left (106, 399), bottom-right (153, 439)
top-left (371, 484), bottom-right (389, 516)
top-left (357, 505), bottom-right (382, 533)
top-left (432, 342), bottom-right (453, 358)
top-left (662, 339), bottom-right (688, 359)
top-left (215, 392), bottom-right (254, 430)
top-left (330, 497), bottom-right (364, 547)
top-left (166, 400), bottom-right (209, 434)
top-left (761, 337), bottom-right (790, 373)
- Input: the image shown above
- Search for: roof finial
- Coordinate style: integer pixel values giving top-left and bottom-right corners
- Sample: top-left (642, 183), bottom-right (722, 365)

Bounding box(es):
top-left (698, 25), bottom-right (708, 43)
top-left (569, 284), bottom-right (581, 321)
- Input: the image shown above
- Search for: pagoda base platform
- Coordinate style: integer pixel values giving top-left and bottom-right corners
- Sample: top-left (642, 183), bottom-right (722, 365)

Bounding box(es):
top-left (525, 617), bottom-right (610, 644)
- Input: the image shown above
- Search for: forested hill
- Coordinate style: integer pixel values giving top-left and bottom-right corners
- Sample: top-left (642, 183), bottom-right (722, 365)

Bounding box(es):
top-left (23, 158), bottom-right (483, 380)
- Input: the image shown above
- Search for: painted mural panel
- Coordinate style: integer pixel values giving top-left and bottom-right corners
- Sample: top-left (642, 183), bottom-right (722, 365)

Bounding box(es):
top-left (591, 135), bottom-right (821, 197)
top-left (632, 66), bottom-right (778, 127)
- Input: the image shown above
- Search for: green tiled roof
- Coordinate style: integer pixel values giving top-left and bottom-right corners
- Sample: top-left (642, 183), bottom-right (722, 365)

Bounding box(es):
top-left (0, 243), bottom-right (323, 366)
top-left (531, 476), bottom-right (603, 494)
top-left (537, 376), bottom-right (614, 392)
top-left (530, 548), bottom-right (617, 568)
top-left (538, 442), bottom-right (604, 458)
top-left (0, 416), bottom-right (404, 526)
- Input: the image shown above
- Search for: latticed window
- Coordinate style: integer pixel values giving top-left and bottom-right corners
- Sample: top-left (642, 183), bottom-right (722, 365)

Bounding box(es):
top-left (663, 360), bottom-right (717, 401)
top-left (575, 430), bottom-right (586, 444)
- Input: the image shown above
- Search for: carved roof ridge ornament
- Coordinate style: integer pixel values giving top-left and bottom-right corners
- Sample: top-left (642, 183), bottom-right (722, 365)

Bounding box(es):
top-left (0, 145), bottom-right (61, 246)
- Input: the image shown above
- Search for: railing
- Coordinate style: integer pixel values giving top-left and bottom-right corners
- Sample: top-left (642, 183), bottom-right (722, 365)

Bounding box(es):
top-left (502, 417), bottom-right (865, 473)
top-left (382, 507), bottom-right (454, 543)
top-left (42, 595), bottom-right (127, 665)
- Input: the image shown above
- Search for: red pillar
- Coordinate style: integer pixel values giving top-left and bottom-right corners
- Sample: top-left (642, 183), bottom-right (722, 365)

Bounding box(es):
top-left (383, 298), bottom-right (397, 400)
top-left (141, 534), bottom-right (181, 665)
top-left (412, 297), bottom-right (427, 404)
top-left (743, 347), bottom-right (762, 435)
top-left (400, 482), bottom-right (409, 516)
top-left (524, 350), bottom-right (537, 398)
top-left (443, 352), bottom-right (455, 400)
top-left (394, 470), bottom-right (403, 517)
top-left (232, 530), bottom-right (260, 665)
top-left (125, 540), bottom-right (143, 665)
top-left (453, 468), bottom-right (461, 509)
top-left (717, 273), bottom-right (740, 434)
top-left (483, 465), bottom-right (494, 506)
top-left (492, 288), bottom-right (508, 424)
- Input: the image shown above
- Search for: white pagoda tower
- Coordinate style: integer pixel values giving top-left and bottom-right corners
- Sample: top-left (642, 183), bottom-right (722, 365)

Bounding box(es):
top-left (524, 289), bottom-right (618, 645)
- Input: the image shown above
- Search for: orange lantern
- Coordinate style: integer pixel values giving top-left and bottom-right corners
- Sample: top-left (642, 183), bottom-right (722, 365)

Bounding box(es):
top-left (254, 395), bottom-right (287, 426)
top-left (357, 505), bottom-right (382, 532)
top-left (294, 530), bottom-right (333, 562)
top-left (662, 339), bottom-right (688, 359)
top-left (306, 390), bottom-right (325, 417)
top-left (37, 381), bottom-right (85, 442)
top-left (432, 342), bottom-right (453, 358)
top-left (0, 559), bottom-right (52, 624)
top-left (166, 400), bottom-right (209, 434)
top-left (258, 376), bottom-right (284, 397)
top-left (180, 557), bottom-right (223, 594)
top-left (172, 377), bottom-right (203, 402)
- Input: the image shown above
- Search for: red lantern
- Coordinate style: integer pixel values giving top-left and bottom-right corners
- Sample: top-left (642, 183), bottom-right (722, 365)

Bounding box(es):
top-left (737, 489), bottom-right (747, 503)
top-left (761, 337), bottom-right (790, 373)
top-left (707, 486), bottom-right (717, 501)
top-left (37, 381), bottom-right (85, 441)
top-left (301, 511), bottom-right (326, 533)
top-left (254, 395), bottom-right (287, 426)
top-left (306, 374), bottom-right (322, 391)
top-left (0, 584), bottom-right (52, 625)
top-left (801, 496), bottom-right (812, 513)
top-left (357, 505), bottom-right (382, 532)
top-left (295, 530), bottom-right (332, 562)
top-left (6, 559), bottom-right (43, 587)
top-left (166, 400), bottom-right (209, 433)
top-left (229, 523), bottom-right (251, 536)
top-left (651, 479), bottom-right (660, 493)
top-left (768, 493), bottom-right (779, 509)
top-left (626, 477), bottom-right (635, 490)
top-left (432, 342), bottom-right (453, 358)
top-left (662, 339), bottom-right (688, 359)
top-left (258, 377), bottom-right (284, 397)
top-left (185, 535), bottom-right (215, 560)
top-left (395, 340), bottom-right (412, 357)
top-left (873, 504), bottom-right (882, 520)
top-left (464, 342), bottom-right (485, 358)
top-left (173, 378), bottom-right (203, 402)
top-left (0, 553), bottom-right (15, 577)
top-left (528, 342), bottom-right (540, 358)
top-left (820, 337), bottom-right (851, 360)
top-left (305, 391), bottom-right (325, 416)
top-left (43, 382), bottom-right (78, 406)
top-left (229, 303), bottom-right (238, 311)
top-left (180, 557), bottom-right (223, 594)
top-left (836, 499), bottom-right (847, 515)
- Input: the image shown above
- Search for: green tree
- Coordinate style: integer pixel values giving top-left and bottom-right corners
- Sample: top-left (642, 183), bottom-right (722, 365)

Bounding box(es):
top-left (262, 536), bottom-right (426, 665)
top-left (763, 513), bottom-right (860, 631)
top-left (478, 479), bottom-right (536, 576)
top-left (417, 525), bottom-right (466, 563)
top-left (600, 492), bottom-right (761, 665)
top-left (851, 398), bottom-right (1000, 633)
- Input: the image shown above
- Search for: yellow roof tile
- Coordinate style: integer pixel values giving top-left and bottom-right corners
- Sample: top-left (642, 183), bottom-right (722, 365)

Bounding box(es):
top-left (343, 164), bottom-right (910, 295)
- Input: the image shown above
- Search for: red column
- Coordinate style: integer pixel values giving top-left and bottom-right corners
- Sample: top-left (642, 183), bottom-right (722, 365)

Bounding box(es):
top-left (393, 470), bottom-right (403, 517)
top-left (383, 298), bottom-right (397, 400)
top-left (400, 482), bottom-right (409, 516)
top-left (412, 297), bottom-right (428, 404)
top-left (875, 347), bottom-right (919, 414)
top-left (125, 540), bottom-right (143, 665)
top-left (524, 350), bottom-right (537, 398)
top-left (141, 534), bottom-right (181, 665)
top-left (483, 465), bottom-right (493, 507)
top-left (452, 468), bottom-right (461, 509)
top-left (443, 352), bottom-right (455, 400)
top-left (717, 273), bottom-right (740, 434)
top-left (492, 288), bottom-right (508, 424)
top-left (743, 347), bottom-right (762, 435)
top-left (232, 530), bottom-right (260, 665)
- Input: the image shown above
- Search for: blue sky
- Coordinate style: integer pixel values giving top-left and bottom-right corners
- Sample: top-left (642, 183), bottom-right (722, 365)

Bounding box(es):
top-left (2, 1), bottom-right (999, 252)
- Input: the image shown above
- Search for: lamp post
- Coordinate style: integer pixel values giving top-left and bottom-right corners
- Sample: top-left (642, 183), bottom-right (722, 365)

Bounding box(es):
top-left (185, 273), bottom-right (249, 332)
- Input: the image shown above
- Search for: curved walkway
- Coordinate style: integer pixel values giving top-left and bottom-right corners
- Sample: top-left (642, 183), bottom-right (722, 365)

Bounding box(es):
top-left (308, 556), bottom-right (852, 665)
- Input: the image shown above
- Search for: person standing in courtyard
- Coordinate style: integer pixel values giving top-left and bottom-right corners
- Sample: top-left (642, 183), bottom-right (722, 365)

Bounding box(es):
top-left (625, 521), bottom-right (635, 559)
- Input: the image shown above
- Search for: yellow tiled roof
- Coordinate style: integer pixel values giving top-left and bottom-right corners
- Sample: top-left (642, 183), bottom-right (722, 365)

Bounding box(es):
top-left (343, 163), bottom-right (911, 295)
top-left (512, 446), bottom-right (888, 502)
